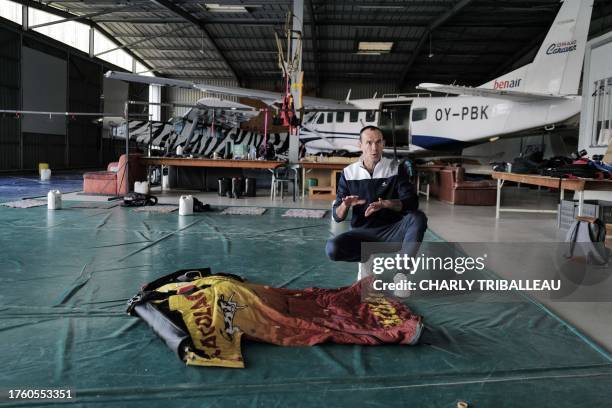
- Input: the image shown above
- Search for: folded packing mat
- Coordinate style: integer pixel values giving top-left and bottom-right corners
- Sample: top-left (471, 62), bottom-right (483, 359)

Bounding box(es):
top-left (1, 199), bottom-right (47, 208)
top-left (133, 205), bottom-right (178, 213)
top-left (282, 209), bottom-right (327, 219)
top-left (220, 207), bottom-right (267, 216)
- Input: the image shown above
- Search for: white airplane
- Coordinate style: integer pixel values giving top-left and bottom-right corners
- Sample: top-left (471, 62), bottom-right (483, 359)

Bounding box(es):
top-left (106, 0), bottom-right (593, 156)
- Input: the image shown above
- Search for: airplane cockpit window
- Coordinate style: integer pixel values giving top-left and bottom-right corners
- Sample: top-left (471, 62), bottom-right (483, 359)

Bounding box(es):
top-left (327, 112), bottom-right (333, 123)
top-left (412, 108), bottom-right (427, 121)
top-left (365, 110), bottom-right (376, 123)
top-left (337, 112), bottom-right (345, 123)
top-left (349, 111), bottom-right (358, 122)
top-left (316, 113), bottom-right (325, 124)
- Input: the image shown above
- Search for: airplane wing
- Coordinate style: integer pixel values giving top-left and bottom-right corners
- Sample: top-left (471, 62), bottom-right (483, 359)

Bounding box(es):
top-left (105, 71), bottom-right (353, 110)
top-left (416, 83), bottom-right (571, 102)
top-left (193, 84), bottom-right (353, 109)
top-left (192, 98), bottom-right (260, 127)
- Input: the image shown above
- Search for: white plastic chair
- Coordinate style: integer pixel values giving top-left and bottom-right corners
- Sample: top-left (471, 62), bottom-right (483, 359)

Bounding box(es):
top-left (270, 164), bottom-right (299, 201)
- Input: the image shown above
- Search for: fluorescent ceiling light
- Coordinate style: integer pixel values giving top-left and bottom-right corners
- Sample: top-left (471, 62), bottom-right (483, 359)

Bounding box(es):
top-left (204, 3), bottom-right (249, 13)
top-left (358, 41), bottom-right (393, 54)
top-left (356, 5), bottom-right (405, 10)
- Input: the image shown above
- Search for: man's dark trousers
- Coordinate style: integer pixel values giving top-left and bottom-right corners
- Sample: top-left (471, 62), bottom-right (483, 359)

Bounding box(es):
top-left (325, 210), bottom-right (427, 262)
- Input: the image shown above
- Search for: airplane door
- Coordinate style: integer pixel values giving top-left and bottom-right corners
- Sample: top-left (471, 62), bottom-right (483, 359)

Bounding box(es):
top-left (379, 102), bottom-right (412, 148)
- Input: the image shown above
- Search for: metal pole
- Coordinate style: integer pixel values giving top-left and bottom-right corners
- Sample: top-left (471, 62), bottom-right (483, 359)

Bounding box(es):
top-left (148, 117), bottom-right (152, 157)
top-left (124, 101), bottom-right (129, 195)
top-left (391, 110), bottom-right (397, 159)
top-left (264, 108), bottom-right (268, 156)
top-left (496, 179), bottom-right (502, 219)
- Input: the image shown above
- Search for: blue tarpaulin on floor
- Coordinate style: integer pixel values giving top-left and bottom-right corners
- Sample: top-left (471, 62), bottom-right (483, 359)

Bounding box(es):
top-left (0, 204), bottom-right (610, 407)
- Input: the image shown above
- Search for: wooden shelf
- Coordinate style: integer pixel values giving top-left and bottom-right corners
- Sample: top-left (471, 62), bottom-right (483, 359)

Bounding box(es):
top-left (309, 186), bottom-right (335, 201)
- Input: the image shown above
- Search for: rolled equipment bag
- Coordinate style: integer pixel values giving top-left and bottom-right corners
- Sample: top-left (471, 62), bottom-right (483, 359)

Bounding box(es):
top-left (133, 303), bottom-right (190, 360)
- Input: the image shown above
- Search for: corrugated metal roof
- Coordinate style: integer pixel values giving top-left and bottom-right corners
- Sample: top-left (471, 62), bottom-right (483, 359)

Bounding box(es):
top-left (30, 0), bottom-right (612, 91)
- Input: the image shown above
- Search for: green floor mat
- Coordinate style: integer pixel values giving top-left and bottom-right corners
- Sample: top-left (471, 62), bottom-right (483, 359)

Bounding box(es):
top-left (0, 205), bottom-right (610, 407)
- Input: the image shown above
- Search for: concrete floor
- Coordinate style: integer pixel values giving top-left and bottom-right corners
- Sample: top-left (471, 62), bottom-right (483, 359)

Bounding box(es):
top-left (423, 186), bottom-right (612, 354)
top-left (64, 184), bottom-right (612, 353)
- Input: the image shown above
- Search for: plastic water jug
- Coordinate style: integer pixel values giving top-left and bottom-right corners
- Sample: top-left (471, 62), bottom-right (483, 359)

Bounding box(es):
top-left (47, 190), bottom-right (62, 210)
top-left (176, 145), bottom-right (183, 156)
top-left (179, 195), bottom-right (194, 216)
top-left (134, 181), bottom-right (149, 194)
top-left (40, 169), bottom-right (51, 181)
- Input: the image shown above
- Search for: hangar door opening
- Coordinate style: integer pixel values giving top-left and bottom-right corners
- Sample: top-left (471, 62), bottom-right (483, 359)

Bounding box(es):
top-left (379, 102), bottom-right (412, 149)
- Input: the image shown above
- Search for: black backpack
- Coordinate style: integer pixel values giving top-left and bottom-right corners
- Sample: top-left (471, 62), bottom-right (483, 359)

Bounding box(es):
top-left (122, 192), bottom-right (158, 207)
top-left (193, 197), bottom-right (213, 212)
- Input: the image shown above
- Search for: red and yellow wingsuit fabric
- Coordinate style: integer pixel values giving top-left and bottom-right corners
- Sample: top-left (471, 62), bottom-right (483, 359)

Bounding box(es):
top-left (151, 275), bottom-right (423, 368)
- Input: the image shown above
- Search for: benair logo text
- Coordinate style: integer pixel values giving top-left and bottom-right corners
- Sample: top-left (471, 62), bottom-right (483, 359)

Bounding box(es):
top-left (494, 78), bottom-right (521, 90)
top-left (546, 40), bottom-right (577, 55)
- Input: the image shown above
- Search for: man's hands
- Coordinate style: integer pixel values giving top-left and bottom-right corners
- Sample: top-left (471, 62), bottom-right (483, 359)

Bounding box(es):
top-left (334, 195), bottom-right (365, 221)
top-left (364, 198), bottom-right (385, 217)
top-left (364, 198), bottom-right (402, 217)
top-left (335, 196), bottom-right (402, 221)
top-left (342, 195), bottom-right (366, 207)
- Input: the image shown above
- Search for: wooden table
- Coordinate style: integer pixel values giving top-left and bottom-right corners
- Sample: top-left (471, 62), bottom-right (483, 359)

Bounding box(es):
top-left (298, 161), bottom-right (353, 198)
top-left (140, 156), bottom-right (287, 195)
top-left (491, 171), bottom-right (612, 219)
top-left (298, 161), bottom-right (351, 171)
top-left (140, 157), bottom-right (285, 169)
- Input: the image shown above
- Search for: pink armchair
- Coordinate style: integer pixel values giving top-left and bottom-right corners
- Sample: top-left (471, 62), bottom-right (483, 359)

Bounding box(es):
top-left (83, 154), bottom-right (145, 195)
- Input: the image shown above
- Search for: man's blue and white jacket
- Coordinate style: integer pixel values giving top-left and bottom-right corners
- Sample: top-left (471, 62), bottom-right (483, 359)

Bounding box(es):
top-left (332, 157), bottom-right (419, 229)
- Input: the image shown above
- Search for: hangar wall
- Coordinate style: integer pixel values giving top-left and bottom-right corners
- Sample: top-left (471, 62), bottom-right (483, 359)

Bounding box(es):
top-left (21, 46), bottom-right (66, 135)
top-left (68, 56), bottom-right (103, 168)
top-left (101, 77), bottom-right (128, 162)
top-left (21, 45), bottom-right (67, 170)
top-left (0, 26), bottom-right (21, 170)
top-left (0, 19), bottom-right (141, 171)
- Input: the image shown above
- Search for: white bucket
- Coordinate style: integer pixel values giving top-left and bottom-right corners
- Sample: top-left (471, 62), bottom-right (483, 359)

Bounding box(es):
top-left (40, 168), bottom-right (51, 181)
top-left (176, 145), bottom-right (183, 156)
top-left (134, 181), bottom-right (149, 194)
top-left (47, 190), bottom-right (62, 210)
top-left (179, 195), bottom-right (194, 216)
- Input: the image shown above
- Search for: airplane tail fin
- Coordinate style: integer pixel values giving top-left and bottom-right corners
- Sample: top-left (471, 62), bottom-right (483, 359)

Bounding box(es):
top-left (482, 0), bottom-right (593, 95)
